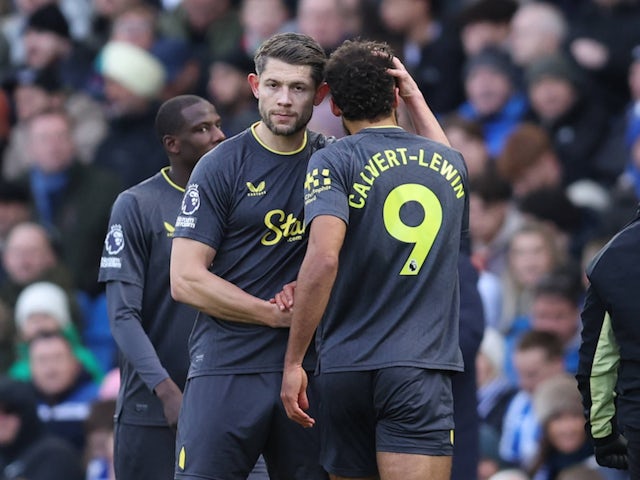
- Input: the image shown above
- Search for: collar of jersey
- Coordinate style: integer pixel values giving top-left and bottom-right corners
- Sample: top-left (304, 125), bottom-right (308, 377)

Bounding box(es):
top-left (161, 167), bottom-right (185, 193)
top-left (251, 122), bottom-right (308, 155)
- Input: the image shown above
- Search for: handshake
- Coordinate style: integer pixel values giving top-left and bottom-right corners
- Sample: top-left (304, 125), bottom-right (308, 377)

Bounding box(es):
top-left (594, 434), bottom-right (628, 470)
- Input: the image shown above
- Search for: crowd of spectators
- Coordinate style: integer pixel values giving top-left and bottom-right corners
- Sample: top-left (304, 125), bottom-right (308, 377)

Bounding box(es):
top-left (1, 0), bottom-right (640, 479)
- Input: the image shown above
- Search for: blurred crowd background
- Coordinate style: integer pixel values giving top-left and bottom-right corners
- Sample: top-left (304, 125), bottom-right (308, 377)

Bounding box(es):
top-left (0, 0), bottom-right (639, 479)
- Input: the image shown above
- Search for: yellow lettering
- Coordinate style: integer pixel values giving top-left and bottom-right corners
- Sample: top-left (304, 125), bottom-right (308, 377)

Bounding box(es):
top-left (349, 194), bottom-right (365, 208)
top-left (353, 182), bottom-right (371, 198)
top-left (453, 182), bottom-right (465, 199)
top-left (418, 149), bottom-right (428, 167)
top-left (261, 210), bottom-right (305, 245)
top-left (363, 160), bottom-right (380, 182)
top-left (397, 148), bottom-right (408, 165)
top-left (360, 170), bottom-right (375, 185)
top-left (430, 152), bottom-right (442, 172)
top-left (261, 210), bottom-right (284, 245)
top-left (440, 159), bottom-right (458, 181)
top-left (386, 149), bottom-right (401, 167)
top-left (373, 152), bottom-right (389, 172)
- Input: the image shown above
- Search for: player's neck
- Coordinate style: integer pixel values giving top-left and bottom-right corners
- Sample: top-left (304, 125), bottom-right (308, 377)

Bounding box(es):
top-left (254, 122), bottom-right (306, 153)
top-left (167, 164), bottom-right (192, 189)
top-left (344, 115), bottom-right (398, 135)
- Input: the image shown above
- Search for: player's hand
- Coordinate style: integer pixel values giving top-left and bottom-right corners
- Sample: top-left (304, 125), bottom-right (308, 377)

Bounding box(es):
top-left (281, 364), bottom-right (315, 428)
top-left (155, 378), bottom-right (183, 431)
top-left (594, 434), bottom-right (628, 470)
top-left (386, 56), bottom-right (421, 101)
top-left (266, 304), bottom-right (292, 328)
top-left (270, 281), bottom-right (296, 311)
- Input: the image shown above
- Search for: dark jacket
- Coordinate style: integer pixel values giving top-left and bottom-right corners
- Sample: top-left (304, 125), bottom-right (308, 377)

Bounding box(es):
top-left (577, 208), bottom-right (640, 444)
top-left (0, 377), bottom-right (84, 480)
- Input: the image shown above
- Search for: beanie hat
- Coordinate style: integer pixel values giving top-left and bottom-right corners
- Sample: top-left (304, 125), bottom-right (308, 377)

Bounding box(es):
top-left (533, 373), bottom-right (583, 425)
top-left (26, 3), bottom-right (70, 39)
top-left (464, 46), bottom-right (516, 83)
top-left (14, 282), bottom-right (71, 331)
top-left (99, 41), bottom-right (166, 99)
top-left (525, 53), bottom-right (583, 88)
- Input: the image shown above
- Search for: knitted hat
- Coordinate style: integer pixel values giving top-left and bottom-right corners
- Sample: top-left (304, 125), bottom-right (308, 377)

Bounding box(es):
top-left (525, 53), bottom-right (583, 88)
top-left (26, 3), bottom-right (70, 39)
top-left (14, 282), bottom-right (71, 331)
top-left (532, 373), bottom-right (583, 425)
top-left (99, 41), bottom-right (166, 99)
top-left (464, 46), bottom-right (517, 83)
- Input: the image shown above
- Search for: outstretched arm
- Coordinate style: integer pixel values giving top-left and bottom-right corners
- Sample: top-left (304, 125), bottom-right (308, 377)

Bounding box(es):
top-left (387, 56), bottom-right (450, 147)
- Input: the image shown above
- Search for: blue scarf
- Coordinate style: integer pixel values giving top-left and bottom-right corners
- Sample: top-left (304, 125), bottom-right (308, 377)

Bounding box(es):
top-left (29, 168), bottom-right (70, 227)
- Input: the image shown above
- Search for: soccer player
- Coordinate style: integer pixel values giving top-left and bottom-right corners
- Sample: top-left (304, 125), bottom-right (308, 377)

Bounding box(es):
top-left (280, 39), bottom-right (468, 480)
top-left (170, 32), bottom-right (445, 480)
top-left (98, 95), bottom-right (225, 479)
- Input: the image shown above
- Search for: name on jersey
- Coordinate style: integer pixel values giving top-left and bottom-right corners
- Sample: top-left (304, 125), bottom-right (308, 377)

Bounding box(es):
top-left (345, 148), bottom-right (465, 209)
top-left (261, 209), bottom-right (304, 245)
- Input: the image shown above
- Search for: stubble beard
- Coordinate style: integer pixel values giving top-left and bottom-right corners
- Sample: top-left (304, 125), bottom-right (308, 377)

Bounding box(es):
top-left (260, 105), bottom-right (313, 137)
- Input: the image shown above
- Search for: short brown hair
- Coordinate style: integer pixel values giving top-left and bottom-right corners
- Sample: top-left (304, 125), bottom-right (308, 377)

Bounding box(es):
top-left (254, 32), bottom-right (326, 87)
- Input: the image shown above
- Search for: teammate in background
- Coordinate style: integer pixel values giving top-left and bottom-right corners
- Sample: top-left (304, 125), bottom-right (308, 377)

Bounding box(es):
top-left (577, 207), bottom-right (640, 477)
top-left (170, 32), bottom-right (446, 480)
top-left (98, 95), bottom-right (225, 480)
top-left (280, 39), bottom-right (468, 480)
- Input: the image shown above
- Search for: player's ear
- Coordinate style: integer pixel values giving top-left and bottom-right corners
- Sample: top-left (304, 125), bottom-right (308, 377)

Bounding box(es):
top-left (393, 87), bottom-right (400, 109)
top-left (329, 97), bottom-right (342, 117)
top-left (248, 73), bottom-right (260, 99)
top-left (313, 82), bottom-right (330, 106)
top-left (163, 134), bottom-right (179, 154)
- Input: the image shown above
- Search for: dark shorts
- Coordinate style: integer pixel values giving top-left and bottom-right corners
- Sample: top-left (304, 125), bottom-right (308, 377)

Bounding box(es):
top-left (175, 372), bottom-right (328, 480)
top-left (317, 367), bottom-right (454, 478)
top-left (114, 423), bottom-right (176, 480)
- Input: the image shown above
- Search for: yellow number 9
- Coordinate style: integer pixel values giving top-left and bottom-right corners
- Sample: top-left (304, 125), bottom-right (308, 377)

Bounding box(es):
top-left (383, 184), bottom-right (443, 275)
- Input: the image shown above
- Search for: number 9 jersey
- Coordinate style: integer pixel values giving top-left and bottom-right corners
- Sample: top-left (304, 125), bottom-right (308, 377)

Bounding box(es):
top-left (304, 126), bottom-right (469, 373)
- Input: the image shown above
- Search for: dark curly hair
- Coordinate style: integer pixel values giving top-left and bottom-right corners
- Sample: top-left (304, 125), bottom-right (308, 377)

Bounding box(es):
top-left (325, 39), bottom-right (396, 122)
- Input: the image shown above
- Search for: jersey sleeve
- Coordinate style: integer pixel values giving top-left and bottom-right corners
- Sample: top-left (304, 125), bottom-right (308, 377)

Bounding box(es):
top-left (173, 153), bottom-right (230, 249)
top-left (106, 280), bottom-right (169, 392)
top-left (303, 147), bottom-right (350, 227)
top-left (577, 284), bottom-right (621, 441)
top-left (99, 191), bottom-right (148, 287)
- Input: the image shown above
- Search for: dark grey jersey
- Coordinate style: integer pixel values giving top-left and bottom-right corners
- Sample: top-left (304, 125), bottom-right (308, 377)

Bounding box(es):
top-left (173, 126), bottom-right (328, 376)
top-left (305, 127), bottom-right (468, 373)
top-left (99, 168), bottom-right (197, 426)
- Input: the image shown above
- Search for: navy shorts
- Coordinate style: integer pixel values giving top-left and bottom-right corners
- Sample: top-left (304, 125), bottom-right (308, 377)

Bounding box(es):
top-left (175, 372), bottom-right (328, 480)
top-left (317, 367), bottom-right (454, 478)
top-left (114, 423), bottom-right (176, 480)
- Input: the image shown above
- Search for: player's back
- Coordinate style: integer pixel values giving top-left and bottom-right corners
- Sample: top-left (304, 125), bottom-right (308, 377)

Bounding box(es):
top-left (305, 127), bottom-right (468, 372)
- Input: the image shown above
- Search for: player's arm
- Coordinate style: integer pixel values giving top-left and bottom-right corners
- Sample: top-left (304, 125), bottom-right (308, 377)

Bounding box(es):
top-left (577, 285), bottom-right (621, 439)
top-left (170, 237), bottom-right (290, 327)
top-left (106, 280), bottom-right (182, 428)
top-left (281, 215), bottom-right (346, 427)
top-left (387, 56), bottom-right (450, 147)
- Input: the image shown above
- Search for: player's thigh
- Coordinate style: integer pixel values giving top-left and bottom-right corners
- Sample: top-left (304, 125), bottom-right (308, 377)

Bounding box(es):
top-left (175, 374), bottom-right (272, 480)
top-left (317, 371), bottom-right (378, 478)
top-left (373, 368), bottom-right (454, 480)
top-left (377, 451), bottom-right (451, 480)
top-left (114, 422), bottom-right (176, 480)
top-left (263, 372), bottom-right (328, 480)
